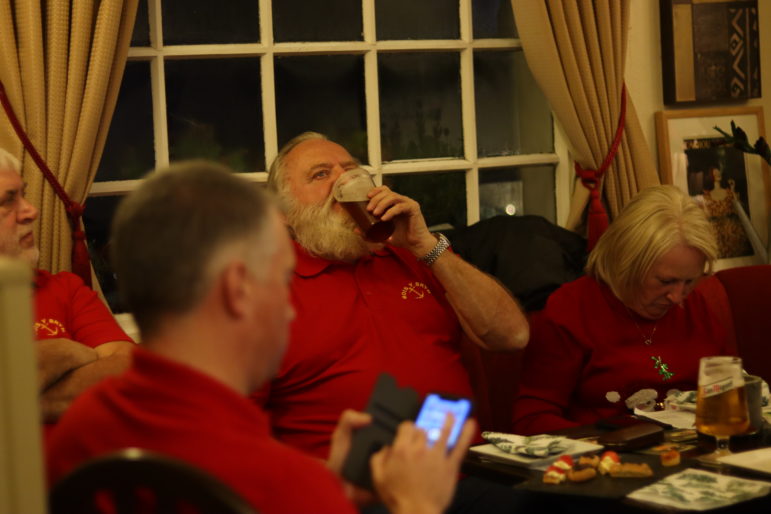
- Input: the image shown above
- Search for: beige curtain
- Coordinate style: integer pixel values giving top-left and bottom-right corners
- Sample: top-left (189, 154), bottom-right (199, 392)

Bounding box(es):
top-left (511, 0), bottom-right (659, 230)
top-left (0, 0), bottom-right (138, 273)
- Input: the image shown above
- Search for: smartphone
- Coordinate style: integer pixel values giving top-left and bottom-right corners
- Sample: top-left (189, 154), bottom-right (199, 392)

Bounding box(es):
top-left (414, 393), bottom-right (473, 449)
top-left (596, 422), bottom-right (664, 451)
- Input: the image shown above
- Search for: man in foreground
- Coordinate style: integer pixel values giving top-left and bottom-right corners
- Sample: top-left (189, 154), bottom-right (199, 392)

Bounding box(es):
top-left (47, 161), bottom-right (475, 514)
top-left (0, 148), bottom-right (133, 425)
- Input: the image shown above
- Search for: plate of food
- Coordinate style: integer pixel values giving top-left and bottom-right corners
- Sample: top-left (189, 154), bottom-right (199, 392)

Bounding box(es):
top-left (469, 432), bottom-right (603, 470)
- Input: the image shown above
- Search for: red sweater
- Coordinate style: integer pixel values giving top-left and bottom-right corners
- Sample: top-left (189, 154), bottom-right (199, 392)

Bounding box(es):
top-left (513, 276), bottom-right (733, 434)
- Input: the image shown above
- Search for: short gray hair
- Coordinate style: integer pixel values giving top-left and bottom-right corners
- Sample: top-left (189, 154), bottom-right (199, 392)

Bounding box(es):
top-left (0, 148), bottom-right (21, 172)
top-left (267, 132), bottom-right (328, 198)
top-left (112, 160), bottom-right (276, 337)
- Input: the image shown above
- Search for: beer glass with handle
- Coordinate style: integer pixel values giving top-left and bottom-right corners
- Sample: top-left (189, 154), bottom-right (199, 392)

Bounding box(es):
top-left (695, 356), bottom-right (750, 461)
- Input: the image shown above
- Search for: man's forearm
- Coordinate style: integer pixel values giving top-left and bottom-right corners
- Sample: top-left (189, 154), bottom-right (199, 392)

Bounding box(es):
top-left (371, 190), bottom-right (529, 351)
top-left (429, 251), bottom-right (529, 351)
top-left (37, 338), bottom-right (98, 391)
top-left (41, 350), bottom-right (132, 422)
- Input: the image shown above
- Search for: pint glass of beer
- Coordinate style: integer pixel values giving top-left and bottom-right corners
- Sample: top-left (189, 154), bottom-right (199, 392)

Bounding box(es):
top-left (333, 168), bottom-right (395, 242)
top-left (695, 356), bottom-right (749, 461)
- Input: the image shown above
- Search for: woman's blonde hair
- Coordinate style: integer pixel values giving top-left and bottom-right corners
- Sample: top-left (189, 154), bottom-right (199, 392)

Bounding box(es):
top-left (586, 184), bottom-right (718, 304)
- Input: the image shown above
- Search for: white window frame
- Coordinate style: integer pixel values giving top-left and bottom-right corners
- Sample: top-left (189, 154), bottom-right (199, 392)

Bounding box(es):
top-left (89, 0), bottom-right (572, 226)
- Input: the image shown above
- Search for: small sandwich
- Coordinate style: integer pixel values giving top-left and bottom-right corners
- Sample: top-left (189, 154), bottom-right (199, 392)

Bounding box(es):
top-left (543, 465), bottom-right (568, 484)
top-left (660, 448), bottom-right (681, 467)
top-left (608, 462), bottom-right (654, 478)
top-left (598, 450), bottom-right (621, 475)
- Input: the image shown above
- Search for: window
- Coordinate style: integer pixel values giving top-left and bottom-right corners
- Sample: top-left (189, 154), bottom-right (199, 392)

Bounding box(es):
top-left (86, 0), bottom-right (569, 312)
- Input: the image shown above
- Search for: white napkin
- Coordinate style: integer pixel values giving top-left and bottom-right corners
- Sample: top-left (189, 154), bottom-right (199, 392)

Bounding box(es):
top-left (627, 469), bottom-right (770, 511)
top-left (664, 390), bottom-right (698, 412)
top-left (481, 432), bottom-right (569, 457)
top-left (633, 407), bottom-right (695, 429)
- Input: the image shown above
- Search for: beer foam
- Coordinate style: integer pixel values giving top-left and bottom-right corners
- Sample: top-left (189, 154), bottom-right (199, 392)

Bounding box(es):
top-left (333, 168), bottom-right (374, 202)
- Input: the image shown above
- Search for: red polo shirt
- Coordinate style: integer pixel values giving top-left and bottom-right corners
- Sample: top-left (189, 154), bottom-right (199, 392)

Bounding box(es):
top-left (34, 270), bottom-right (131, 346)
top-left (35, 270), bottom-right (133, 440)
top-left (47, 349), bottom-right (356, 514)
top-left (253, 242), bottom-right (474, 458)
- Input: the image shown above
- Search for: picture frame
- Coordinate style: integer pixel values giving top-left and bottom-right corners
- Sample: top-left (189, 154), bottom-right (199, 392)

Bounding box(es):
top-left (659, 0), bottom-right (761, 105)
top-left (655, 106), bottom-right (771, 268)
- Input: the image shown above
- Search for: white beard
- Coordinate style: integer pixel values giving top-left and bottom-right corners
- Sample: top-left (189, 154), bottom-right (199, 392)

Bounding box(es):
top-left (0, 230), bottom-right (39, 268)
top-left (284, 192), bottom-right (370, 262)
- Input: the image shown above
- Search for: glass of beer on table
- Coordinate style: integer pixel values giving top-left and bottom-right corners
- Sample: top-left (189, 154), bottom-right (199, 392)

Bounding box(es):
top-left (333, 168), bottom-right (395, 242)
top-left (695, 356), bottom-right (750, 462)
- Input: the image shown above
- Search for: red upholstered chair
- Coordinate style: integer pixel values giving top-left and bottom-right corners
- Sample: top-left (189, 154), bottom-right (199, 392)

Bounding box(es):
top-left (713, 265), bottom-right (771, 382)
top-left (693, 274), bottom-right (737, 352)
top-left (459, 337), bottom-right (525, 433)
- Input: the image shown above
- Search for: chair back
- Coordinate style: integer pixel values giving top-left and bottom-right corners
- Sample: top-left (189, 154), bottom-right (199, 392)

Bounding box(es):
top-left (49, 448), bottom-right (256, 514)
top-left (714, 264), bottom-right (771, 382)
top-left (449, 215), bottom-right (587, 312)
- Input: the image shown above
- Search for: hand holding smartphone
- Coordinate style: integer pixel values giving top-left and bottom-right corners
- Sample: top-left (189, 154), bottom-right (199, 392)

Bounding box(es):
top-left (340, 373), bottom-right (473, 489)
top-left (414, 393), bottom-right (473, 450)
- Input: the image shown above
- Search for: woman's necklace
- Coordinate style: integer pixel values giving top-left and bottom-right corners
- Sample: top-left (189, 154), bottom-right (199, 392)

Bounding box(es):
top-left (630, 317), bottom-right (656, 346)
top-left (625, 307), bottom-right (675, 381)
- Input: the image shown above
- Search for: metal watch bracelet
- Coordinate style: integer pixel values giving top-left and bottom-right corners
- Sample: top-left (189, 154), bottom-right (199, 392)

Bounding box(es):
top-left (418, 233), bottom-right (450, 267)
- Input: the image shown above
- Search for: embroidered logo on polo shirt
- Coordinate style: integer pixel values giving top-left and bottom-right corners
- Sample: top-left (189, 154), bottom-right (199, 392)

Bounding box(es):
top-left (401, 281), bottom-right (432, 300)
top-left (34, 318), bottom-right (67, 338)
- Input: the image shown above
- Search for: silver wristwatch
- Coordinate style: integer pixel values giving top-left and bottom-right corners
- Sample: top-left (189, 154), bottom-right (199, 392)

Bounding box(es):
top-left (418, 233), bottom-right (450, 267)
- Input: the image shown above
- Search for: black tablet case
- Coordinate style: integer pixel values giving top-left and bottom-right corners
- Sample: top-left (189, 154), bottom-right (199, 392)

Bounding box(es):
top-left (341, 373), bottom-right (421, 490)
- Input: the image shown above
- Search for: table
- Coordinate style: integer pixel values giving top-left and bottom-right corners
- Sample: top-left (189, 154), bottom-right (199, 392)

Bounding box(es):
top-left (462, 422), bottom-right (771, 513)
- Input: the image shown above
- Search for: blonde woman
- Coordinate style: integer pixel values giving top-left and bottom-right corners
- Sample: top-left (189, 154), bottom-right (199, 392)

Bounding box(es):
top-left (513, 185), bottom-right (734, 434)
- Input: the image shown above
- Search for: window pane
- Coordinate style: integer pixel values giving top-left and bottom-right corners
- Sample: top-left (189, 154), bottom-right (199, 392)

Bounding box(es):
top-left (162, 0), bottom-right (260, 44)
top-left (274, 0), bottom-right (362, 42)
top-left (384, 172), bottom-right (466, 230)
top-left (474, 50), bottom-right (552, 157)
top-left (96, 62), bottom-right (154, 181)
top-left (379, 53), bottom-right (463, 161)
top-left (165, 58), bottom-right (264, 172)
top-left (131, 0), bottom-right (150, 46)
top-left (275, 55), bottom-right (367, 163)
top-left (479, 166), bottom-right (556, 223)
top-left (84, 196), bottom-right (124, 313)
top-left (472, 0), bottom-right (517, 38)
top-left (376, 0), bottom-right (459, 40)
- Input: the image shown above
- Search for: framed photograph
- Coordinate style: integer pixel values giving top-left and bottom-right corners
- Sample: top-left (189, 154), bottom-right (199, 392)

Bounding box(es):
top-left (659, 0), bottom-right (761, 105)
top-left (655, 106), bottom-right (770, 268)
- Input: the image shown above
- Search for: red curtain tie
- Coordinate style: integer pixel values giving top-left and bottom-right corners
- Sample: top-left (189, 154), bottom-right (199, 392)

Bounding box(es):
top-left (0, 78), bottom-right (92, 287)
top-left (575, 84), bottom-right (627, 251)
